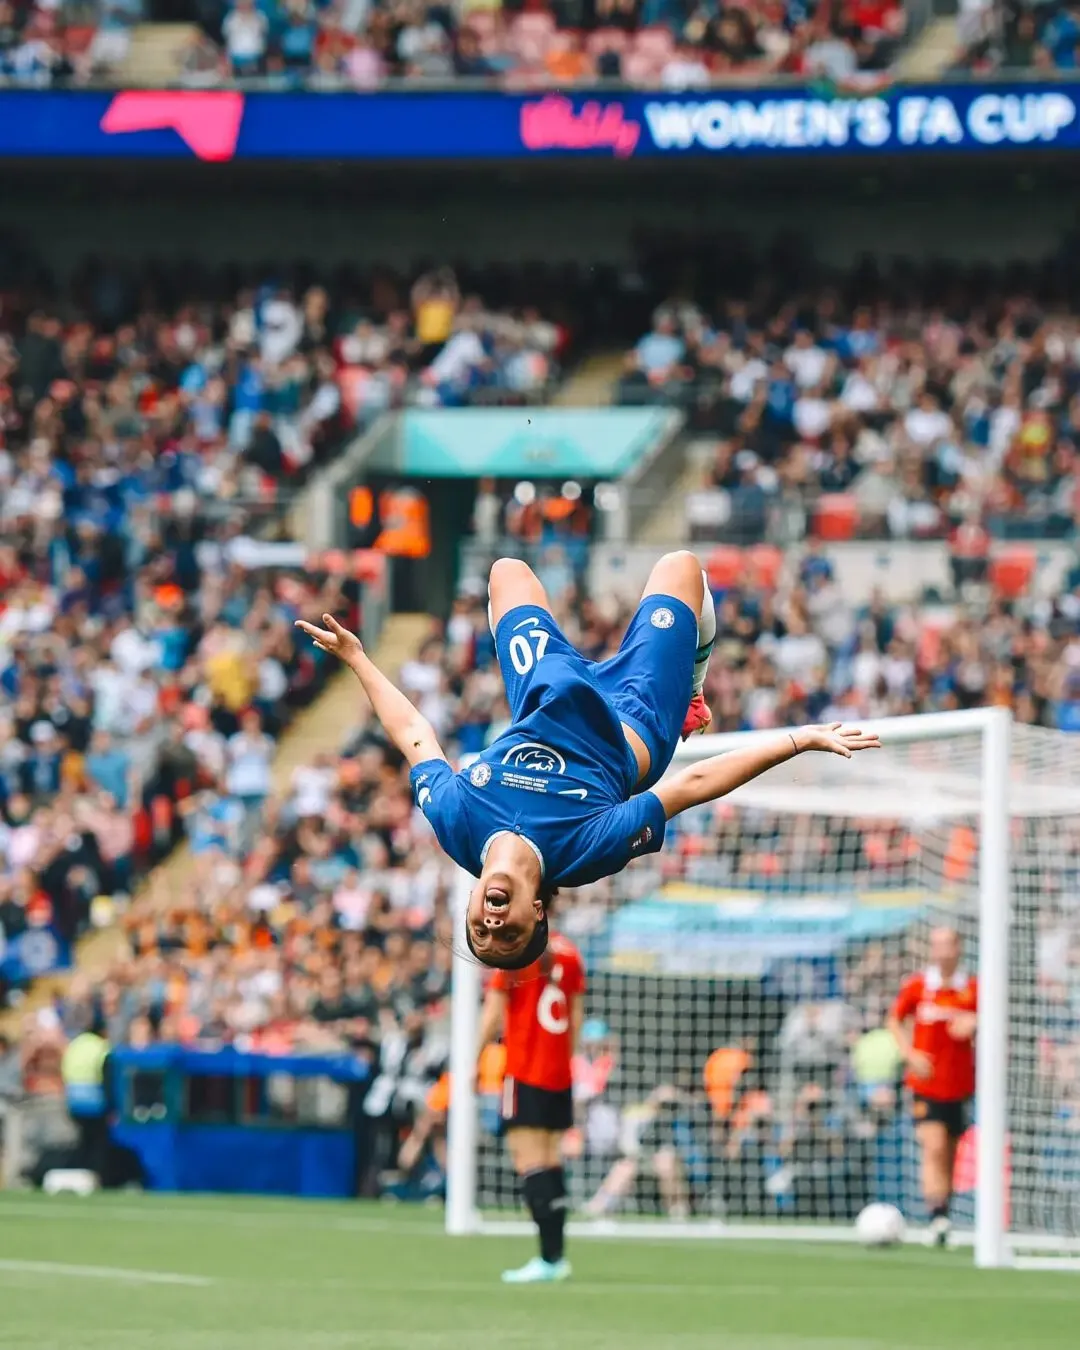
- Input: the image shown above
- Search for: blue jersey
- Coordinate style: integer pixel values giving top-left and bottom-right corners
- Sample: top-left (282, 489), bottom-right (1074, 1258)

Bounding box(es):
top-left (409, 597), bottom-right (698, 888)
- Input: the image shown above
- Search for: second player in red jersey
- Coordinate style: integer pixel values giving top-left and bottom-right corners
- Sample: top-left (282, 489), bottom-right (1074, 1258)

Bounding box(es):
top-left (477, 927), bottom-right (585, 1284)
top-left (888, 926), bottom-right (978, 1246)
top-left (493, 932), bottom-right (585, 1094)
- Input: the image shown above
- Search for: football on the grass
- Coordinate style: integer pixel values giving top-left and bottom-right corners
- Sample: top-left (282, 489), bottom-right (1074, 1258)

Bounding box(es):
top-left (856, 1203), bottom-right (906, 1247)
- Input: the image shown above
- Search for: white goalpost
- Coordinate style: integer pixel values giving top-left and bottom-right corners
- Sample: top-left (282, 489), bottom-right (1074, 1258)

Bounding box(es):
top-left (445, 707), bottom-right (1080, 1270)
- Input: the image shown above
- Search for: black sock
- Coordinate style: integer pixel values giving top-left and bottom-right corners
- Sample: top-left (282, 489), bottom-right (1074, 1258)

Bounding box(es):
top-left (930, 1201), bottom-right (950, 1222)
top-left (522, 1167), bottom-right (568, 1264)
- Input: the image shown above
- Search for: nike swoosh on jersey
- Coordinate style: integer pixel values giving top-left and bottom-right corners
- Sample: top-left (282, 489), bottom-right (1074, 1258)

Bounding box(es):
top-left (512, 616), bottom-right (541, 629)
top-left (557, 788), bottom-right (588, 799)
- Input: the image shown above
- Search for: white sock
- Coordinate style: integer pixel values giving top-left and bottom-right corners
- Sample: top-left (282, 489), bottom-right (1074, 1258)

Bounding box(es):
top-left (692, 570), bottom-right (716, 697)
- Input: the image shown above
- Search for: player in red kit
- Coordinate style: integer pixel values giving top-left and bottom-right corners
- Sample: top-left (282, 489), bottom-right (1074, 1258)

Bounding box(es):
top-left (888, 926), bottom-right (978, 1247)
top-left (476, 924), bottom-right (585, 1283)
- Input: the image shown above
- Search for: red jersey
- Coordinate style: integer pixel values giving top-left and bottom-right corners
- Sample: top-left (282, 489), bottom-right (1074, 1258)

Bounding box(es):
top-left (491, 933), bottom-right (585, 1092)
top-left (891, 966), bottom-right (978, 1102)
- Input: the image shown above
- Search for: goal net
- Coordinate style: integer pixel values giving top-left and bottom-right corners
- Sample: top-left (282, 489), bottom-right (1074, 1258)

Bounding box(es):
top-left (445, 709), bottom-right (1080, 1269)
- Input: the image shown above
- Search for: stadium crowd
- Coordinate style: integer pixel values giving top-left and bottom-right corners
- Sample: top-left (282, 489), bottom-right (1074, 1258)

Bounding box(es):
top-left (620, 248), bottom-right (1080, 549)
top-left (181, 0), bottom-right (906, 89)
top-left (4, 239), bottom-right (1080, 1212)
top-left (0, 0), bottom-right (140, 84)
top-left (11, 532), bottom-right (1080, 1203)
top-left (0, 0), bottom-right (908, 91)
top-left (952, 0), bottom-right (1080, 73)
top-left (0, 255), bottom-right (563, 1011)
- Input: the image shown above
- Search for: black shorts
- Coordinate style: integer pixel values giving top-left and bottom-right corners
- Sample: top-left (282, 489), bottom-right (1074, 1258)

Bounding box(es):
top-left (912, 1094), bottom-right (970, 1139)
top-left (501, 1077), bottom-right (574, 1133)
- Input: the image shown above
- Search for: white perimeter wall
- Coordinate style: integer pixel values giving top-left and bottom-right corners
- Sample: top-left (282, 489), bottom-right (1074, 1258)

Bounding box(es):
top-left (590, 539), bottom-right (1077, 609)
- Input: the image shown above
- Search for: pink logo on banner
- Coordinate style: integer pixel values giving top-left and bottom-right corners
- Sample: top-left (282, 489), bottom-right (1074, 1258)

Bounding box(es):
top-left (520, 96), bottom-right (641, 159)
top-left (100, 91), bottom-right (245, 162)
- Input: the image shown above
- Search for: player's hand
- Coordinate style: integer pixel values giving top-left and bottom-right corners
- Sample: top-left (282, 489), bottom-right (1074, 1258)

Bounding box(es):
top-left (294, 614), bottom-right (363, 666)
top-left (794, 723), bottom-right (881, 758)
top-left (907, 1049), bottom-right (934, 1079)
top-left (947, 1011), bottom-right (977, 1042)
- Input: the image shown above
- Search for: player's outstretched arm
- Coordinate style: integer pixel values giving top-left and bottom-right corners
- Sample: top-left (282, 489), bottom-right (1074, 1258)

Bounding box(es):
top-left (294, 614), bottom-right (446, 767)
top-left (654, 723), bottom-right (880, 819)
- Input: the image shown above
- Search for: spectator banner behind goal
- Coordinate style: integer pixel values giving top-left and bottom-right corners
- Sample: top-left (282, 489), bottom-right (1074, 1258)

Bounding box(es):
top-left (2, 85), bottom-right (1080, 162)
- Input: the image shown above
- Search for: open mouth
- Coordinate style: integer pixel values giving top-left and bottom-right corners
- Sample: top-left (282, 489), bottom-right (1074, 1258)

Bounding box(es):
top-left (484, 885), bottom-right (510, 910)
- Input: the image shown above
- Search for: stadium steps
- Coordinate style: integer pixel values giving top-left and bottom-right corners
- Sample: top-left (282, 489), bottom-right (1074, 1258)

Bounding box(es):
top-left (552, 352), bottom-right (624, 406)
top-left (896, 16), bottom-right (957, 78)
top-left (634, 437), bottom-right (713, 546)
top-left (0, 613), bottom-right (432, 1032)
top-left (120, 23), bottom-right (197, 85)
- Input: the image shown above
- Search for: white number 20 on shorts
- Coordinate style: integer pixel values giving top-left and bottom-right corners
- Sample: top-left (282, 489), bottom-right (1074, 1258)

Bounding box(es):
top-left (508, 628), bottom-right (550, 676)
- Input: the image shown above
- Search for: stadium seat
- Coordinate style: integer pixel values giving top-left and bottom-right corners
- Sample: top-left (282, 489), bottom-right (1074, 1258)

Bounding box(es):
top-left (813, 493), bottom-right (859, 541)
top-left (988, 547), bottom-right (1036, 599)
top-left (745, 543), bottom-right (783, 591)
top-left (706, 545), bottom-right (744, 591)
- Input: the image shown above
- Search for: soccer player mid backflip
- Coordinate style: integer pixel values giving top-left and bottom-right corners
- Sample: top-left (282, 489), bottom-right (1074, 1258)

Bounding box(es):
top-left (297, 551), bottom-right (880, 970)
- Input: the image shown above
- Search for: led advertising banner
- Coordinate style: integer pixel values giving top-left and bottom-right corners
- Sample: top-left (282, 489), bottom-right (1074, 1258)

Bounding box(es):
top-left (1, 85), bottom-right (1076, 162)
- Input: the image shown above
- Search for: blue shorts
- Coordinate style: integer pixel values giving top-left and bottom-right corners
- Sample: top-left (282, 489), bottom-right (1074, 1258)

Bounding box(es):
top-left (593, 594), bottom-right (698, 790)
top-left (494, 595), bottom-right (697, 793)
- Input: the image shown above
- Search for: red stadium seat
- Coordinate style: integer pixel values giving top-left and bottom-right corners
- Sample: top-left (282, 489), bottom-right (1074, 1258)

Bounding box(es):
top-left (706, 545), bottom-right (744, 591)
top-left (813, 493), bottom-right (858, 541)
top-left (988, 547), bottom-right (1036, 599)
top-left (745, 543), bottom-right (783, 591)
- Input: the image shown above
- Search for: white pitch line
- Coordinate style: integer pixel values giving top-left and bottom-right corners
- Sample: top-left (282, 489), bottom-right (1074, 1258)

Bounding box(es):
top-left (0, 1258), bottom-right (212, 1287)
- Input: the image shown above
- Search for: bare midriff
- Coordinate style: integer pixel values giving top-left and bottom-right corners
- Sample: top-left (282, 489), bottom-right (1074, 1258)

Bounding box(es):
top-left (621, 722), bottom-right (651, 785)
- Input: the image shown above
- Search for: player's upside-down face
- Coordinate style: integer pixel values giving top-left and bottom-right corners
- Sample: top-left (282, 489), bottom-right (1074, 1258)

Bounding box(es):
top-left (465, 869), bottom-right (544, 969)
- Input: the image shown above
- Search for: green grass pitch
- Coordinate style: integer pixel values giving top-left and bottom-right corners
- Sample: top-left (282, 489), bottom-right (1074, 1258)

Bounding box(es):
top-left (0, 1192), bottom-right (1075, 1350)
